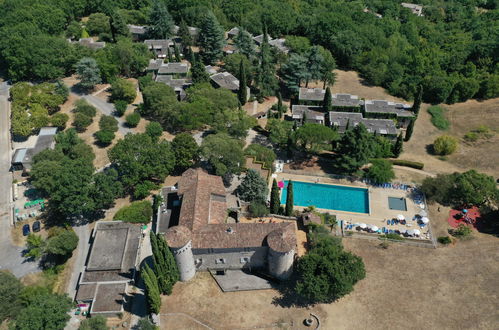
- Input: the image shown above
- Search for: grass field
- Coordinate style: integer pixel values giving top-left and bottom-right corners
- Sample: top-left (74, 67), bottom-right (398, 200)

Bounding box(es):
top-left (427, 105), bottom-right (450, 130)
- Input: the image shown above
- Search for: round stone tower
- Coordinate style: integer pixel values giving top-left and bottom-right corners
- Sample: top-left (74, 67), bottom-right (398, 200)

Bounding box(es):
top-left (267, 227), bottom-right (296, 280)
top-left (164, 225), bottom-right (196, 281)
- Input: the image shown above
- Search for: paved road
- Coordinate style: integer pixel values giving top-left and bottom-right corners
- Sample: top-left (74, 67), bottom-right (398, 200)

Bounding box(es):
top-left (0, 83), bottom-right (39, 277)
top-left (81, 95), bottom-right (133, 136)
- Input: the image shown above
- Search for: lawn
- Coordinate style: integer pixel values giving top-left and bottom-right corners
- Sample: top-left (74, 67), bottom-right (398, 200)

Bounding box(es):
top-left (427, 105), bottom-right (450, 130)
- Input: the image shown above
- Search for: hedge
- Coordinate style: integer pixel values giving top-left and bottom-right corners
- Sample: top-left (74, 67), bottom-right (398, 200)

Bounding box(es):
top-left (390, 159), bottom-right (424, 170)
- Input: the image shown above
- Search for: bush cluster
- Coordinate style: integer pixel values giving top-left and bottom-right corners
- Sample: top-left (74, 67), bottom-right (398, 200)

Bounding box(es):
top-left (113, 200), bottom-right (153, 223)
top-left (389, 159), bottom-right (424, 170)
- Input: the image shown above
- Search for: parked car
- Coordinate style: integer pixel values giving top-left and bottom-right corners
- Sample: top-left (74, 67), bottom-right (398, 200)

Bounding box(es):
top-left (22, 224), bottom-right (30, 236)
top-left (32, 221), bottom-right (41, 232)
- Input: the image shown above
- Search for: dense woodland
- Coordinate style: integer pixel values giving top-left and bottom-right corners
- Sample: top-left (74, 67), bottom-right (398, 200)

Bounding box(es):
top-left (0, 0), bottom-right (498, 104)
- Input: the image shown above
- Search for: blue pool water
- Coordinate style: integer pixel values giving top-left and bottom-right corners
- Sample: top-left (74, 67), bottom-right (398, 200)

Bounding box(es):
top-left (280, 181), bottom-right (369, 213)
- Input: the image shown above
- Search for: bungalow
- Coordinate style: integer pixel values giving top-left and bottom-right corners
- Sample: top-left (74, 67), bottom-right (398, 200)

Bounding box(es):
top-left (75, 221), bottom-right (141, 318)
top-left (157, 62), bottom-right (190, 78)
top-left (144, 39), bottom-right (174, 58)
top-left (298, 87), bottom-right (325, 105)
top-left (11, 127), bottom-right (57, 171)
top-left (78, 38), bottom-right (105, 50)
top-left (226, 27), bottom-right (240, 40)
top-left (331, 93), bottom-right (363, 111)
top-left (401, 3), bottom-right (424, 16)
top-left (128, 24), bottom-right (147, 41)
top-left (155, 75), bottom-right (191, 101)
top-left (328, 111), bottom-right (398, 139)
top-left (172, 25), bottom-right (200, 43)
top-left (363, 100), bottom-right (413, 128)
top-left (268, 38), bottom-right (289, 54)
top-left (210, 72), bottom-right (250, 101)
top-left (291, 105), bottom-right (326, 126)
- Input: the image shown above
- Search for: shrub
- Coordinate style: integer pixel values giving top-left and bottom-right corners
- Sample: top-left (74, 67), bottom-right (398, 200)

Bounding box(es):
top-left (114, 100), bottom-right (128, 117)
top-left (113, 200), bottom-right (153, 223)
top-left (99, 115), bottom-right (118, 132)
top-left (464, 131), bottom-right (479, 142)
top-left (249, 202), bottom-right (269, 217)
top-left (381, 233), bottom-right (404, 240)
top-left (433, 135), bottom-right (458, 155)
top-left (126, 112), bottom-right (141, 127)
top-left (94, 130), bottom-right (115, 145)
top-left (427, 105), bottom-right (450, 130)
top-left (145, 121), bottom-right (163, 140)
top-left (50, 113), bottom-right (69, 129)
top-left (390, 159), bottom-right (424, 170)
top-left (450, 224), bottom-right (472, 239)
top-left (364, 159), bottom-right (395, 184)
top-left (72, 113), bottom-right (92, 132)
top-left (437, 236), bottom-right (452, 244)
top-left (74, 99), bottom-right (97, 118)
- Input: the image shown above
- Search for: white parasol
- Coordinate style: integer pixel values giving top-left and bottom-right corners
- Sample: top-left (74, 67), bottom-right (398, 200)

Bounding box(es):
top-left (358, 223), bottom-right (367, 229)
top-left (413, 229), bottom-right (421, 236)
top-left (371, 225), bottom-right (379, 232)
top-left (397, 214), bottom-right (405, 221)
top-left (406, 229), bottom-right (415, 236)
top-left (419, 210), bottom-right (428, 217)
top-left (421, 217), bottom-right (429, 224)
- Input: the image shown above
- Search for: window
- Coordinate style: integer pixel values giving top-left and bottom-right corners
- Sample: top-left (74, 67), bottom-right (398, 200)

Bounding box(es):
top-left (240, 257), bottom-right (250, 263)
top-left (215, 258), bottom-right (226, 264)
top-left (195, 258), bottom-right (203, 265)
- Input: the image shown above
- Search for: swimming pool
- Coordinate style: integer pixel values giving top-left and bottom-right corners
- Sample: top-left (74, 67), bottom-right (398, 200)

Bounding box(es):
top-left (280, 181), bottom-right (369, 213)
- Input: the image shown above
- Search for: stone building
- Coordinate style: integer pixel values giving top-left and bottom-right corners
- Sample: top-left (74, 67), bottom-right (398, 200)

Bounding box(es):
top-left (161, 168), bottom-right (297, 281)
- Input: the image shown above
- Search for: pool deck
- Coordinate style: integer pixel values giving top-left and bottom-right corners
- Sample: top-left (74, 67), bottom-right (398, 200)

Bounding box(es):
top-left (273, 173), bottom-right (431, 240)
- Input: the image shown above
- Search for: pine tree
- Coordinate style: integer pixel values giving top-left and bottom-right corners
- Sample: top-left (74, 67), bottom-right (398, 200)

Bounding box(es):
top-left (234, 27), bottom-right (256, 59)
top-left (285, 180), bottom-right (294, 216)
top-left (323, 86), bottom-right (332, 112)
top-left (148, 0), bottom-right (174, 39)
top-left (270, 179), bottom-right (280, 214)
top-left (257, 28), bottom-right (278, 97)
top-left (178, 19), bottom-right (192, 51)
top-left (412, 85), bottom-right (423, 116)
top-left (174, 43), bottom-right (181, 62)
top-left (238, 59), bottom-right (247, 105)
top-left (198, 11), bottom-right (225, 64)
top-left (405, 119), bottom-right (415, 141)
top-left (142, 264), bottom-right (161, 314)
top-left (306, 46), bottom-right (324, 87)
top-left (110, 11), bottom-right (130, 41)
top-left (191, 61), bottom-right (210, 84)
top-left (392, 133), bottom-right (404, 157)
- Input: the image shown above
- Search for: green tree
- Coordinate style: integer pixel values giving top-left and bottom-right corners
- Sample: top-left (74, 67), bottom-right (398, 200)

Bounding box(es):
top-left (295, 235), bottom-right (365, 303)
top-left (145, 121), bottom-right (163, 141)
top-left (150, 232), bottom-right (179, 295)
top-left (91, 168), bottom-right (123, 210)
top-left (108, 133), bottom-right (175, 189)
top-left (148, 0), bottom-right (174, 39)
top-left (293, 123), bottom-right (338, 153)
top-left (45, 229), bottom-right (78, 258)
top-left (238, 59), bottom-right (248, 105)
top-left (433, 135), bottom-right (458, 155)
top-left (392, 133), bottom-right (404, 157)
top-left (87, 13), bottom-right (111, 36)
top-left (50, 113), bottom-right (69, 129)
top-left (277, 91), bottom-right (284, 118)
top-left (141, 264), bottom-right (161, 314)
top-left (114, 200), bottom-right (153, 223)
top-left (141, 82), bottom-right (179, 130)
top-left (178, 19), bottom-right (192, 51)
top-left (335, 124), bottom-right (373, 174)
top-left (66, 21), bottom-right (82, 39)
top-left (111, 78), bottom-right (137, 103)
top-left (74, 99), bottom-right (97, 118)
top-left (412, 85), bottom-right (423, 116)
top-left (110, 10), bottom-right (130, 41)
top-left (99, 115), bottom-right (118, 132)
top-left (174, 43), bottom-right (181, 62)
top-left (281, 53), bottom-right (309, 94)
top-left (73, 113), bottom-right (93, 132)
top-left (285, 180), bottom-right (294, 216)
top-left (237, 169), bottom-right (268, 202)
top-left (25, 234), bottom-right (45, 259)
top-left (266, 119), bottom-right (293, 148)
top-left (256, 30), bottom-right (277, 97)
top-left (201, 133), bottom-right (244, 176)
top-left (269, 179), bottom-right (280, 214)
top-left (305, 46), bottom-right (324, 87)
top-left (405, 118), bottom-right (415, 142)
top-left (136, 318), bottom-right (156, 330)
top-left (365, 159), bottom-right (395, 184)
top-left (79, 315), bottom-right (108, 330)
top-left (126, 112), bottom-right (141, 127)
top-left (234, 27), bottom-right (256, 59)
top-left (114, 100), bottom-right (128, 116)
top-left (94, 130), bottom-right (115, 145)
top-left (198, 11), bottom-right (225, 64)
top-left (323, 86), bottom-right (332, 112)
top-left (0, 271), bottom-right (23, 322)
top-left (249, 202), bottom-right (269, 217)
top-left (223, 54), bottom-right (253, 85)
top-left (191, 60), bottom-right (210, 84)
top-left (172, 133), bottom-right (199, 172)
top-left (14, 293), bottom-right (72, 329)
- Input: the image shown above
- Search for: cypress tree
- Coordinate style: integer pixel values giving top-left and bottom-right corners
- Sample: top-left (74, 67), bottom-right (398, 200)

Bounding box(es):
top-left (270, 179), bottom-right (280, 214)
top-left (238, 59), bottom-right (247, 105)
top-left (142, 264), bottom-right (161, 314)
top-left (174, 43), bottom-right (181, 62)
top-left (345, 119), bottom-right (350, 131)
top-left (191, 61), bottom-right (210, 84)
top-left (198, 11), bottom-right (225, 64)
top-left (412, 85), bottom-right (423, 116)
top-left (277, 91), bottom-right (283, 118)
top-left (159, 234), bottom-right (180, 285)
top-left (405, 119), bottom-right (415, 141)
top-left (285, 180), bottom-right (294, 216)
top-left (393, 133), bottom-right (404, 157)
top-left (257, 27), bottom-right (277, 97)
top-left (149, 232), bottom-right (167, 294)
top-left (167, 46), bottom-right (173, 62)
top-left (323, 86), bottom-right (332, 112)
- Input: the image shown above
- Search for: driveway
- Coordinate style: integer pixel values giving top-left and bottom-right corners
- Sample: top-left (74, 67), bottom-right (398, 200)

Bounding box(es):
top-left (81, 95), bottom-right (133, 136)
top-left (0, 84), bottom-right (39, 277)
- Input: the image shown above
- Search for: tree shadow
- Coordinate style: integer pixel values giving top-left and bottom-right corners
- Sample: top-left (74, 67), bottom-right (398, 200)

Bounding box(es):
top-left (70, 84), bottom-right (90, 96)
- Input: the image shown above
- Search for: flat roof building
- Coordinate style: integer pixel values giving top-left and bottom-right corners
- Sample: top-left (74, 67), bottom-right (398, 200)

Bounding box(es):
top-left (291, 105), bottom-right (325, 125)
top-left (11, 127), bottom-right (57, 171)
top-left (364, 99), bottom-right (413, 118)
top-left (157, 62), bottom-right (189, 75)
top-left (298, 87), bottom-right (326, 102)
top-left (210, 72), bottom-right (250, 100)
top-left (401, 3), bottom-right (424, 16)
top-left (78, 38), bottom-right (105, 50)
top-left (332, 93), bottom-right (363, 108)
top-left (328, 111), bottom-right (398, 137)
